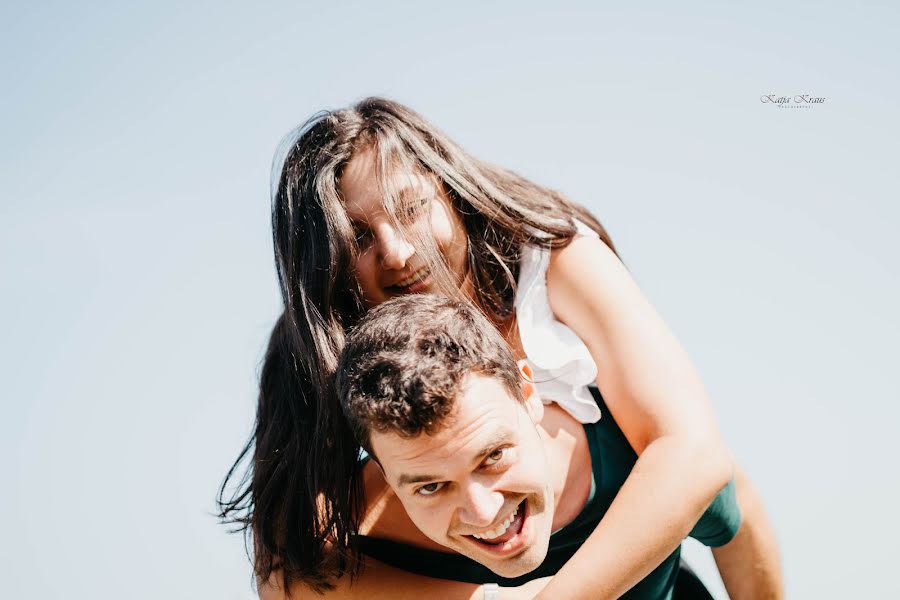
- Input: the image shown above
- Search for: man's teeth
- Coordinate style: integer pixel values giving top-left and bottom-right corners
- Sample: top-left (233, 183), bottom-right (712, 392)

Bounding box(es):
top-left (395, 268), bottom-right (428, 288)
top-left (471, 506), bottom-right (519, 540)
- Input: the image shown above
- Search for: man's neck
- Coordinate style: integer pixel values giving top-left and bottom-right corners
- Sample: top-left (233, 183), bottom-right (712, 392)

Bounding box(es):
top-left (537, 402), bottom-right (594, 532)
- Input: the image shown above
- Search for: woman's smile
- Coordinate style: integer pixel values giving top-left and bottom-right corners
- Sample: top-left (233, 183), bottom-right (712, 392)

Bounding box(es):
top-left (386, 265), bottom-right (432, 294)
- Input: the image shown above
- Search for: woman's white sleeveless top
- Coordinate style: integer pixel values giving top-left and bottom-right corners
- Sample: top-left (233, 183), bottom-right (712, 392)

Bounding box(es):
top-left (514, 221), bottom-right (602, 423)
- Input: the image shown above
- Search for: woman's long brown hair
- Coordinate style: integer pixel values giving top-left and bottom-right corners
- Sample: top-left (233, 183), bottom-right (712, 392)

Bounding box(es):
top-left (217, 97), bottom-right (621, 594)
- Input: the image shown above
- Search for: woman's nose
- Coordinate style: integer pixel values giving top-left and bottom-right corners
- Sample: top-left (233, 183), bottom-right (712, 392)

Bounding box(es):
top-left (458, 481), bottom-right (504, 528)
top-left (376, 225), bottom-right (415, 270)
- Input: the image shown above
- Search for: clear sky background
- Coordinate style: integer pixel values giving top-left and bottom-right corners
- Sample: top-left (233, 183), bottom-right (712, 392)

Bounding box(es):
top-left (2, 1), bottom-right (898, 598)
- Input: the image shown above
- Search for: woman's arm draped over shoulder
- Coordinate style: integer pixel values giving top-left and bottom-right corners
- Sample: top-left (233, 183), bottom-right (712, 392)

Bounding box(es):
top-left (257, 562), bottom-right (551, 600)
top-left (712, 463), bottom-right (784, 599)
top-left (537, 235), bottom-right (734, 600)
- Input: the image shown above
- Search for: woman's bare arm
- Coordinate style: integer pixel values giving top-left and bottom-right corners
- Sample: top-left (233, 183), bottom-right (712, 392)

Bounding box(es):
top-left (712, 463), bottom-right (783, 599)
top-left (536, 235), bottom-right (734, 599)
top-left (257, 561), bottom-right (551, 600)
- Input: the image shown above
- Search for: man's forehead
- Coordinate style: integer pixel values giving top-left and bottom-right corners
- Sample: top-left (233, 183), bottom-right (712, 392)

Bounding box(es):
top-left (373, 411), bottom-right (515, 458)
top-left (372, 376), bottom-right (527, 483)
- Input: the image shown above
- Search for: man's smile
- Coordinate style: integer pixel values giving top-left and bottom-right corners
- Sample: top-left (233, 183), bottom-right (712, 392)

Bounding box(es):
top-left (461, 499), bottom-right (531, 555)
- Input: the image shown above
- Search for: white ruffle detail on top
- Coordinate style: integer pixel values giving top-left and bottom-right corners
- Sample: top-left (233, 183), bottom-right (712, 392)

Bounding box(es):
top-left (515, 220), bottom-right (602, 424)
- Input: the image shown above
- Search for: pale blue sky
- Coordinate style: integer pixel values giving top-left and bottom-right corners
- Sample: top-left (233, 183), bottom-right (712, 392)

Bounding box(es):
top-left (2, 2), bottom-right (898, 598)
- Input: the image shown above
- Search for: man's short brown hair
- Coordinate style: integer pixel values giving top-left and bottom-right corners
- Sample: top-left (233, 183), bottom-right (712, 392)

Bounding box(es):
top-left (336, 294), bottom-right (522, 455)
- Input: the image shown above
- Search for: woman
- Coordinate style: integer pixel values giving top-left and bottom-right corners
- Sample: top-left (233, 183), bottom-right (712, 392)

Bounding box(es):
top-left (219, 98), bottom-right (771, 598)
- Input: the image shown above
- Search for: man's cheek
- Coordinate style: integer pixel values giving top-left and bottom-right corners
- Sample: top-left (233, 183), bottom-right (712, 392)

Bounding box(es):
top-left (408, 510), bottom-right (436, 538)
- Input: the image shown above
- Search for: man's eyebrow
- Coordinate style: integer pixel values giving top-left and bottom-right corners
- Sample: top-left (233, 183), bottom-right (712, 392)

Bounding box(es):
top-left (397, 472), bottom-right (441, 487)
top-left (395, 430), bottom-right (515, 488)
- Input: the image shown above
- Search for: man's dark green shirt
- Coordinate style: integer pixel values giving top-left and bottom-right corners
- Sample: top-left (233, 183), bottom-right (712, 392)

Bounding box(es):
top-left (355, 387), bottom-right (741, 599)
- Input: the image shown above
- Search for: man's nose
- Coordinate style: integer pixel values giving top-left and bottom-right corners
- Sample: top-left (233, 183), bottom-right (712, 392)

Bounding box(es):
top-left (376, 224), bottom-right (415, 270)
top-left (457, 480), bottom-right (504, 528)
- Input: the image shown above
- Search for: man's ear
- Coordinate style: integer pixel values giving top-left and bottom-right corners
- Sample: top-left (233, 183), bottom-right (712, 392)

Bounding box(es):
top-left (518, 360), bottom-right (543, 424)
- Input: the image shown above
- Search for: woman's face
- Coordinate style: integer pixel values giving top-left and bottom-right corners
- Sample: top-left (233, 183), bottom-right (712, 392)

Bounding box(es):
top-left (339, 148), bottom-right (470, 309)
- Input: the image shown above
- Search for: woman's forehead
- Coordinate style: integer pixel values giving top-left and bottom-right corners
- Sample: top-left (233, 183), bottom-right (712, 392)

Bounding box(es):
top-left (340, 148), bottom-right (440, 214)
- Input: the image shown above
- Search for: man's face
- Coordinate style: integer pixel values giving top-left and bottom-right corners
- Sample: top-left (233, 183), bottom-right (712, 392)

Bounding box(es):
top-left (370, 373), bottom-right (555, 578)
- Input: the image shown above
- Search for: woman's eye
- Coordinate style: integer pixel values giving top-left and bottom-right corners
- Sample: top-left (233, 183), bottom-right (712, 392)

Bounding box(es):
top-left (354, 229), bottom-right (373, 248)
top-left (416, 482), bottom-right (445, 496)
top-left (484, 448), bottom-right (506, 466)
top-left (398, 197), bottom-right (432, 222)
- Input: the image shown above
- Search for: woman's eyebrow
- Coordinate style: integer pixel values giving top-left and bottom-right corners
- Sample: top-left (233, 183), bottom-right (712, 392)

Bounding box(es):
top-left (388, 192), bottom-right (431, 210)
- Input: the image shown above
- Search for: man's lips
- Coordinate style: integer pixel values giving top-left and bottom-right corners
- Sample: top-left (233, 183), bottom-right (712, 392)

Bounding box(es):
top-left (462, 499), bottom-right (528, 551)
top-left (468, 502), bottom-right (522, 540)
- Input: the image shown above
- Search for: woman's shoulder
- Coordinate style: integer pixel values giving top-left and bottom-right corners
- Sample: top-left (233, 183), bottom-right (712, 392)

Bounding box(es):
top-left (516, 217), bottom-right (600, 310)
top-left (545, 229), bottom-right (631, 320)
top-left (514, 220), bottom-right (602, 425)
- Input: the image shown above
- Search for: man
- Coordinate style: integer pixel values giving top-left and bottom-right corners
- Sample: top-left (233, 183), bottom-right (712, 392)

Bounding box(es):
top-left (264, 294), bottom-right (782, 599)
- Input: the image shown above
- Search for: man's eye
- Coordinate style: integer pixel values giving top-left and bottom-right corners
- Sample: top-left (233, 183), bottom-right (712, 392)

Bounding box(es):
top-left (416, 482), bottom-right (445, 496)
top-left (484, 448), bottom-right (506, 466)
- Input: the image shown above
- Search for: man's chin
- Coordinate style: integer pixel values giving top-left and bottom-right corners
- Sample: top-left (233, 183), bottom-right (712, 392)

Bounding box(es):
top-left (454, 534), bottom-right (550, 579)
top-left (484, 545), bottom-right (549, 578)
top-left (455, 495), bottom-right (553, 577)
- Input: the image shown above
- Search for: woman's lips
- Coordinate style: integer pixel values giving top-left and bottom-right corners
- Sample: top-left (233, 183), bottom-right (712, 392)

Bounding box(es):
top-left (387, 266), bottom-right (431, 294)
